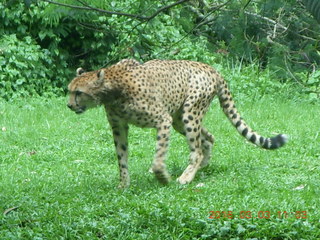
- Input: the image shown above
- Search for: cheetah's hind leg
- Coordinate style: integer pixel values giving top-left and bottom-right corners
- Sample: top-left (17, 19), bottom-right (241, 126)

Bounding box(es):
top-left (151, 117), bottom-right (172, 184)
top-left (176, 113), bottom-right (204, 184)
top-left (200, 128), bottom-right (214, 168)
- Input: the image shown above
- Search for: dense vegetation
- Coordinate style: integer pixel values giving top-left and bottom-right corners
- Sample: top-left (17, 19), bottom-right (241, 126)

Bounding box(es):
top-left (1, 0), bottom-right (320, 239)
top-left (1, 0), bottom-right (320, 100)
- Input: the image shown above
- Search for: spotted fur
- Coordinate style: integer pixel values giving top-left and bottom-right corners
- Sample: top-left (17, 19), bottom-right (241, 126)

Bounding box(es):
top-left (67, 58), bottom-right (288, 187)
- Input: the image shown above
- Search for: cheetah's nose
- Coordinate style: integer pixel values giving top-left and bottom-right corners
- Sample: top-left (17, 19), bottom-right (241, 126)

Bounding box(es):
top-left (67, 103), bottom-right (73, 109)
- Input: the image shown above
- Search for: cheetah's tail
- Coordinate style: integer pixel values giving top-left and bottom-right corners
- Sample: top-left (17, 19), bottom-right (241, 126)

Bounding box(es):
top-left (217, 79), bottom-right (288, 150)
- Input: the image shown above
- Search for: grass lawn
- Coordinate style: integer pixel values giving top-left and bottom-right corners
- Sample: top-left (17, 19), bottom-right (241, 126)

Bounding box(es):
top-left (1, 95), bottom-right (320, 239)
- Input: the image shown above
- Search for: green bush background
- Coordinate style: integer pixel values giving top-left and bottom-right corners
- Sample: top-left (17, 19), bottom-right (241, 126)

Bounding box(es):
top-left (0, 0), bottom-right (320, 100)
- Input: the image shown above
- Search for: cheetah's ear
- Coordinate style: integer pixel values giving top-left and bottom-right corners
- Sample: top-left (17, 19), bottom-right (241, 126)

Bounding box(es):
top-left (76, 68), bottom-right (85, 76)
top-left (96, 69), bottom-right (105, 85)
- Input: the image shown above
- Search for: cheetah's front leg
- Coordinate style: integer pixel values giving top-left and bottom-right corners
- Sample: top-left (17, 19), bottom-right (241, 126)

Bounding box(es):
top-left (108, 117), bottom-right (130, 188)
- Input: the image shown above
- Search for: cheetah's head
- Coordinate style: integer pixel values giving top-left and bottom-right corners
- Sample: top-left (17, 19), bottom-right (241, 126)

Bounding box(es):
top-left (67, 68), bottom-right (106, 114)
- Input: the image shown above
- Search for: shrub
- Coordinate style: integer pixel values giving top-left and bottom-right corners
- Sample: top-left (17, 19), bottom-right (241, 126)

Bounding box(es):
top-left (0, 34), bottom-right (65, 100)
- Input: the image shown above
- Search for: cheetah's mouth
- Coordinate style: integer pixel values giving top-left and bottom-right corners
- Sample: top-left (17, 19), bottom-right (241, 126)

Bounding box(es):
top-left (75, 107), bottom-right (86, 114)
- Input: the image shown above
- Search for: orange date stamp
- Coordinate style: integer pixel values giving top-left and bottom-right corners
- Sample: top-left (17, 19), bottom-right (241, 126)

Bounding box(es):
top-left (208, 211), bottom-right (307, 220)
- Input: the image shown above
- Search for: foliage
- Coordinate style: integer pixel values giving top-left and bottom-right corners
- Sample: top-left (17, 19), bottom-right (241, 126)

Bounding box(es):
top-left (0, 0), bottom-right (117, 99)
top-left (0, 0), bottom-right (320, 99)
top-left (190, 0), bottom-right (320, 81)
top-left (0, 1), bottom-right (70, 99)
top-left (38, 1), bottom-right (116, 69)
top-left (0, 34), bottom-right (65, 99)
top-left (303, 0), bottom-right (320, 22)
top-left (1, 96), bottom-right (320, 238)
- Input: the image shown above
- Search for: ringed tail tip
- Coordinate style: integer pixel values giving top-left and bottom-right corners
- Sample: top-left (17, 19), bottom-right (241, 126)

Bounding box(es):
top-left (265, 134), bottom-right (289, 150)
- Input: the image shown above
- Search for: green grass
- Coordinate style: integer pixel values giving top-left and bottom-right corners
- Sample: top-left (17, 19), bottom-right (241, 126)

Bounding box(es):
top-left (1, 95), bottom-right (320, 239)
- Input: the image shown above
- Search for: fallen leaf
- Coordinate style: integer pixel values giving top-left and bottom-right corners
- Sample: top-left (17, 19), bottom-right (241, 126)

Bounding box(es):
top-left (27, 151), bottom-right (37, 156)
top-left (293, 184), bottom-right (306, 191)
top-left (193, 189), bottom-right (202, 192)
top-left (196, 183), bottom-right (205, 188)
top-left (2, 127), bottom-right (6, 132)
top-left (73, 160), bottom-right (84, 164)
top-left (192, 183), bottom-right (205, 192)
top-left (3, 206), bottom-right (19, 216)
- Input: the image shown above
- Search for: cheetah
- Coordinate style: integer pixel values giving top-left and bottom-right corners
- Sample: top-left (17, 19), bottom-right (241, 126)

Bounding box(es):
top-left (67, 58), bottom-right (288, 188)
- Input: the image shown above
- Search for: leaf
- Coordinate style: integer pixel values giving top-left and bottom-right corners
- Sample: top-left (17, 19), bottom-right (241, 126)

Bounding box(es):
top-left (24, 0), bottom-right (31, 8)
top-left (303, 0), bottom-right (320, 23)
top-left (38, 31), bottom-right (47, 41)
top-left (195, 183), bottom-right (205, 188)
top-left (73, 160), bottom-right (85, 164)
top-left (27, 151), bottom-right (37, 156)
top-left (15, 79), bottom-right (25, 85)
top-left (237, 224), bottom-right (246, 234)
top-left (3, 206), bottom-right (19, 216)
top-left (293, 184), bottom-right (306, 191)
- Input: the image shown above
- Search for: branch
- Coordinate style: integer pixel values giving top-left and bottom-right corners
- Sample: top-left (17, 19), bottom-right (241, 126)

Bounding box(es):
top-left (41, 0), bottom-right (190, 21)
top-left (244, 11), bottom-right (288, 31)
top-left (152, 0), bottom-right (232, 56)
top-left (146, 0), bottom-right (189, 21)
top-left (244, 10), bottom-right (318, 42)
top-left (195, 0), bottom-right (233, 28)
